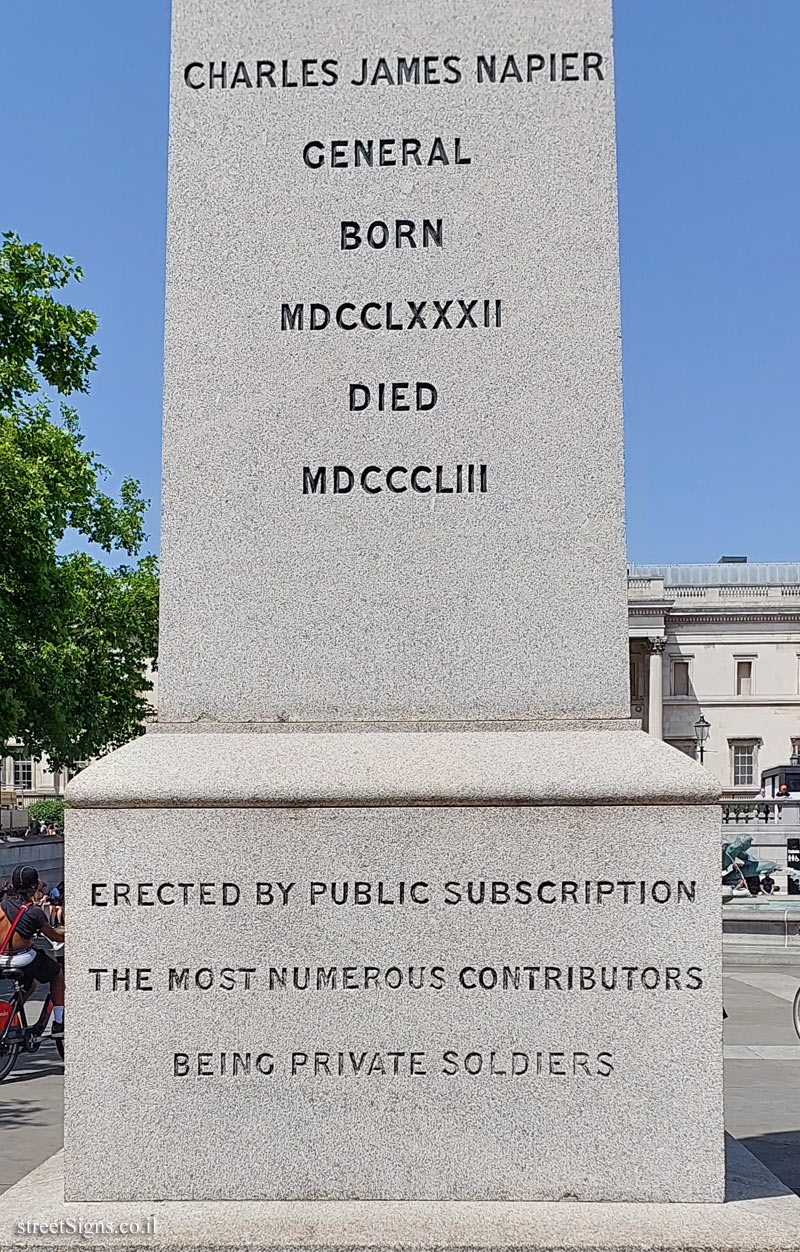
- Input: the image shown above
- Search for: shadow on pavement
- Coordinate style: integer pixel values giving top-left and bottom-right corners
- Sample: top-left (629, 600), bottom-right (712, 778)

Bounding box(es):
top-left (0, 1041), bottom-right (63, 1197)
top-left (0, 1046), bottom-right (63, 1087)
top-left (738, 1131), bottom-right (800, 1198)
top-left (0, 1100), bottom-right (51, 1128)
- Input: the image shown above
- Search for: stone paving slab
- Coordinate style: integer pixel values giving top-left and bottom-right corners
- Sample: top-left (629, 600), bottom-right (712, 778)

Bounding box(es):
top-left (723, 966), bottom-right (800, 1197)
top-left (725, 972), bottom-right (800, 1003)
top-left (0, 1139), bottom-right (799, 1252)
top-left (723, 943), bottom-right (800, 966)
top-left (725, 1045), bottom-right (800, 1059)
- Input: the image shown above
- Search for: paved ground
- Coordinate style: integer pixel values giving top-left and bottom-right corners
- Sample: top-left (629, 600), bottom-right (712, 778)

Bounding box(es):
top-left (1, 967), bottom-right (799, 1197)
top-left (724, 965), bottom-right (800, 1195)
top-left (0, 1045), bottom-right (63, 1196)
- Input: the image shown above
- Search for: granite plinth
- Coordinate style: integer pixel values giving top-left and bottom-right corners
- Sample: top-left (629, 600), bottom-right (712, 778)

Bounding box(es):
top-left (66, 726), bottom-right (718, 810)
top-left (2, 1140), bottom-right (800, 1252)
top-left (65, 729), bottom-right (724, 1203)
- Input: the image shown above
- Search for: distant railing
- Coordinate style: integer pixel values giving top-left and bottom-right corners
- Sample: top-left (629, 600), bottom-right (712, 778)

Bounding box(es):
top-left (721, 800), bottom-right (800, 824)
top-left (726, 585), bottom-right (772, 597)
top-left (722, 803), bottom-right (753, 823)
top-left (627, 577), bottom-right (665, 598)
top-left (628, 580), bottom-right (800, 603)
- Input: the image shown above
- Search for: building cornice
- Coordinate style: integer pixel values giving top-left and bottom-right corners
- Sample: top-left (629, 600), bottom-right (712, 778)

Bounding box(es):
top-left (627, 604), bottom-right (800, 623)
top-left (664, 696), bottom-right (800, 708)
top-left (665, 611), bottom-right (800, 626)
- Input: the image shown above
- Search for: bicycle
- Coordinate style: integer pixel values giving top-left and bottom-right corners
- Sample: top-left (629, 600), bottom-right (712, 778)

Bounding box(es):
top-left (0, 946), bottom-right (64, 1082)
top-left (794, 985), bottom-right (800, 1042)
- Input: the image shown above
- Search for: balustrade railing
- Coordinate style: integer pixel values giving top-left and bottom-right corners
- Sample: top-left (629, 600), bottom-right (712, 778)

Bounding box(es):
top-left (628, 580), bottom-right (800, 603)
top-left (721, 800), bottom-right (800, 824)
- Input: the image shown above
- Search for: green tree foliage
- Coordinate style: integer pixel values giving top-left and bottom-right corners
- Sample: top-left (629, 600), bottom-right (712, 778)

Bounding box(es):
top-left (26, 798), bottom-right (66, 829)
top-left (0, 233), bottom-right (99, 410)
top-left (0, 232), bottom-right (158, 770)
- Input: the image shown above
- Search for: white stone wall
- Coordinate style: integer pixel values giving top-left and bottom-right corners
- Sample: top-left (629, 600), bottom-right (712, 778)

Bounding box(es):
top-left (0, 751), bottom-right (63, 798)
top-left (629, 568), bottom-right (800, 795)
top-left (662, 628), bottom-right (800, 790)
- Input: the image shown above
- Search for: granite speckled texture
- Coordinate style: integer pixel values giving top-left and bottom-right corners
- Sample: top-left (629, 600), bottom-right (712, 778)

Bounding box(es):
top-left (58, 0), bottom-right (728, 1218)
top-left (158, 0), bottom-right (630, 725)
top-left (65, 758), bottom-right (724, 1203)
top-left (5, 1139), bottom-right (799, 1252)
top-left (66, 728), bottom-right (720, 809)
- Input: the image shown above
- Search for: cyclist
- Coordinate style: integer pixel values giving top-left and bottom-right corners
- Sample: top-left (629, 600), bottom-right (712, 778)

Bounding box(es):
top-left (0, 865), bottom-right (65, 1037)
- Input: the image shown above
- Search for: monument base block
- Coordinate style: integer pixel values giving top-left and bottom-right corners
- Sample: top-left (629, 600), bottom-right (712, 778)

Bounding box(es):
top-left (65, 727), bottom-right (724, 1203)
top-left (2, 1141), bottom-right (800, 1252)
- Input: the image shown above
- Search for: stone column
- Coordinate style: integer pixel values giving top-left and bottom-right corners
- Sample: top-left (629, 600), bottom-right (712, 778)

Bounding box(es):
top-left (648, 638), bottom-right (667, 740)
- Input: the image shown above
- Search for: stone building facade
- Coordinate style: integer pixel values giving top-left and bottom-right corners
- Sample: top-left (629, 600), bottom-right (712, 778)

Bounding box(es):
top-left (0, 754), bottom-right (68, 827)
top-left (629, 562), bottom-right (800, 798)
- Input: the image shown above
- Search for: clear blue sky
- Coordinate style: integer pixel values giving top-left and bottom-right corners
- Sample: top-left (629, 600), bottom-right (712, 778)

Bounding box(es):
top-left (3, 2), bottom-right (798, 563)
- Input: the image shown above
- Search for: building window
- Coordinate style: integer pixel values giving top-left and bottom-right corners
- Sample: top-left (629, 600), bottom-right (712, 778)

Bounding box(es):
top-left (13, 759), bottom-right (32, 790)
top-left (671, 659), bottom-right (691, 697)
top-left (629, 661), bottom-right (639, 699)
top-left (667, 739), bottom-right (697, 759)
top-left (730, 742), bottom-right (757, 787)
top-left (735, 658), bottom-right (754, 696)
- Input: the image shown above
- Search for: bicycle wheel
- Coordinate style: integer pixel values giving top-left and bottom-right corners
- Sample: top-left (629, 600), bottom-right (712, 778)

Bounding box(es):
top-left (793, 987), bottom-right (800, 1042)
top-left (0, 1039), bottom-right (20, 1082)
top-left (54, 1036), bottom-right (64, 1061)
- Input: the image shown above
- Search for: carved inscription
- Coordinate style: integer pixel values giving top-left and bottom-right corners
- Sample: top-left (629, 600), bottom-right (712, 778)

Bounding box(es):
top-left (86, 871), bottom-right (707, 1082)
top-left (182, 53), bottom-right (606, 90)
top-left (179, 43), bottom-right (607, 501)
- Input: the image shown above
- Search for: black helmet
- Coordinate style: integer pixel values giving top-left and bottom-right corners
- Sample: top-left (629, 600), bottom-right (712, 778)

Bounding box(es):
top-left (11, 865), bottom-right (39, 893)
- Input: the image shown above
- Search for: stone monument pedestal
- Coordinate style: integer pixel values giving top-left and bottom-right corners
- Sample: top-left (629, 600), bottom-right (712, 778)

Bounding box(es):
top-left (16, 0), bottom-right (769, 1238)
top-left (3, 1139), bottom-right (800, 1251)
top-left (62, 725), bottom-right (725, 1204)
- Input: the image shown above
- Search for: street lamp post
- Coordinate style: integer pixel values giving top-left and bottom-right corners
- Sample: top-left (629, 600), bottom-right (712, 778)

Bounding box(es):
top-left (694, 715), bottom-right (711, 765)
